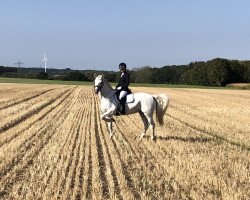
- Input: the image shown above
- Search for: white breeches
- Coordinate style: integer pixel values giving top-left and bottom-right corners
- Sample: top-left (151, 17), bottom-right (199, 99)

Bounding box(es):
top-left (119, 91), bottom-right (127, 99)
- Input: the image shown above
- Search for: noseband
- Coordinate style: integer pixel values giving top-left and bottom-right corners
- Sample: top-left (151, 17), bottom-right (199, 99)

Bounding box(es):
top-left (94, 80), bottom-right (104, 93)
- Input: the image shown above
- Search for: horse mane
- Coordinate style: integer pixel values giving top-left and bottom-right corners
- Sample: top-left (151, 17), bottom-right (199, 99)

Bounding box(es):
top-left (103, 78), bottom-right (114, 90)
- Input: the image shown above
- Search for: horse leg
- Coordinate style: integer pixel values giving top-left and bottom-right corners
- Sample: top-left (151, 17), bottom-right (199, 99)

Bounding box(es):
top-left (101, 108), bottom-right (115, 122)
top-left (101, 115), bottom-right (115, 122)
top-left (107, 121), bottom-right (114, 139)
top-left (145, 113), bottom-right (155, 141)
top-left (139, 111), bottom-right (149, 140)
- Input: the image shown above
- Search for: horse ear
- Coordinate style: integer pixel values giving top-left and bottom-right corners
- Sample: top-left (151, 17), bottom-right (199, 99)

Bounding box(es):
top-left (101, 74), bottom-right (104, 79)
top-left (93, 73), bottom-right (97, 78)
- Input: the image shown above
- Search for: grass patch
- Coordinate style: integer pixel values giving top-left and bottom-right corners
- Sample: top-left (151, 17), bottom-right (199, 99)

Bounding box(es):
top-left (0, 77), bottom-right (92, 86)
top-left (0, 77), bottom-right (248, 90)
top-left (129, 83), bottom-right (218, 89)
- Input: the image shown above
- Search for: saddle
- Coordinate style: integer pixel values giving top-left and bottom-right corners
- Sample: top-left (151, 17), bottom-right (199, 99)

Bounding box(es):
top-left (115, 89), bottom-right (134, 103)
top-left (115, 90), bottom-right (134, 115)
top-left (125, 94), bottom-right (134, 103)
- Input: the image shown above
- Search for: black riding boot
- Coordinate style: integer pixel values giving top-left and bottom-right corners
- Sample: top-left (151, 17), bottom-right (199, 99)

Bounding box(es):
top-left (118, 97), bottom-right (126, 115)
top-left (120, 102), bottom-right (125, 114)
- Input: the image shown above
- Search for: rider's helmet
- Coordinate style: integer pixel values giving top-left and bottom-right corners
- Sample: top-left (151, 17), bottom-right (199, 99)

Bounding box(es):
top-left (119, 63), bottom-right (127, 71)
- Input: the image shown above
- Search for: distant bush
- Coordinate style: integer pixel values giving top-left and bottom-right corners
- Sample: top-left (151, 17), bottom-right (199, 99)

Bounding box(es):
top-left (37, 72), bottom-right (49, 80)
top-left (0, 66), bottom-right (18, 75)
top-left (61, 71), bottom-right (89, 81)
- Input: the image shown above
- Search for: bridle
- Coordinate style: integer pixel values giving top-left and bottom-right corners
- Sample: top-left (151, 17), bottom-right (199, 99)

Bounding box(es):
top-left (94, 79), bottom-right (104, 94)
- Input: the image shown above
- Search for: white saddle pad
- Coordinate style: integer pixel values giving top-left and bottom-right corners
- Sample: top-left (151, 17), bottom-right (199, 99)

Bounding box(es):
top-left (126, 94), bottom-right (134, 103)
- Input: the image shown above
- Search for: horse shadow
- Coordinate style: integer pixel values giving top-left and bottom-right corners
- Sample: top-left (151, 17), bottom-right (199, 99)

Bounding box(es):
top-left (143, 135), bottom-right (215, 143)
top-left (142, 135), bottom-right (250, 151)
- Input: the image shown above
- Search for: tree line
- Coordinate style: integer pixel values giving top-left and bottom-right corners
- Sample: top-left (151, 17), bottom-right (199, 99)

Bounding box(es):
top-left (0, 58), bottom-right (249, 86)
top-left (130, 58), bottom-right (249, 86)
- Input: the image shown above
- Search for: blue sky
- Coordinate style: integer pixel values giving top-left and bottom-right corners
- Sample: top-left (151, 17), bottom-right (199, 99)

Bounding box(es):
top-left (1, 0), bottom-right (250, 71)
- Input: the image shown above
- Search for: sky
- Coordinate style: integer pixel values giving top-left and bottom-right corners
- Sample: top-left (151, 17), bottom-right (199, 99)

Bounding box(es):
top-left (1, 0), bottom-right (250, 71)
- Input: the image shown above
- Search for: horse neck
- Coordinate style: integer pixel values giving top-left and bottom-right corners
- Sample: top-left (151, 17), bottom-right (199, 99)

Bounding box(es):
top-left (100, 81), bottom-right (115, 99)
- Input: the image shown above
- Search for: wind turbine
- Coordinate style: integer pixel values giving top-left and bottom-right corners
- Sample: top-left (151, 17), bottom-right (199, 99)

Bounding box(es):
top-left (42, 53), bottom-right (48, 73)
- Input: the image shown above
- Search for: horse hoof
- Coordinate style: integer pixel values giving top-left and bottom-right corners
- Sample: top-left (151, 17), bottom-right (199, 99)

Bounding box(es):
top-left (151, 136), bottom-right (156, 141)
top-left (102, 117), bottom-right (115, 122)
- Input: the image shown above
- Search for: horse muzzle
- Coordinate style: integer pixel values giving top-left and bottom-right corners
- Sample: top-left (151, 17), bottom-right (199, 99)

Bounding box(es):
top-left (94, 86), bottom-right (99, 94)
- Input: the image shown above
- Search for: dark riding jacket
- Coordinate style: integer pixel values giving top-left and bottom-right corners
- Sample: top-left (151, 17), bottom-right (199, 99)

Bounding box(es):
top-left (116, 72), bottom-right (130, 92)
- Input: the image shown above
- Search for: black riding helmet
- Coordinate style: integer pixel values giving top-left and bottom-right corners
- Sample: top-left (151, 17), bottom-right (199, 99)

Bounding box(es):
top-left (119, 63), bottom-right (127, 71)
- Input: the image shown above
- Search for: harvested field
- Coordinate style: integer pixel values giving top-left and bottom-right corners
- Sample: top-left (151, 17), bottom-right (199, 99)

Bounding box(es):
top-left (0, 83), bottom-right (249, 199)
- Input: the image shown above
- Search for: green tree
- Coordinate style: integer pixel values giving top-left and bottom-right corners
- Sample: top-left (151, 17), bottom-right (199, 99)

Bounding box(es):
top-left (228, 60), bottom-right (245, 83)
top-left (207, 58), bottom-right (229, 86)
top-left (242, 61), bottom-right (250, 82)
top-left (180, 62), bottom-right (209, 85)
top-left (132, 66), bottom-right (154, 83)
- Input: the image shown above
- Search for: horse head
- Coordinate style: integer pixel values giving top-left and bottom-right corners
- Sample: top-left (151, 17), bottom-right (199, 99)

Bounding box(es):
top-left (94, 74), bottom-right (104, 94)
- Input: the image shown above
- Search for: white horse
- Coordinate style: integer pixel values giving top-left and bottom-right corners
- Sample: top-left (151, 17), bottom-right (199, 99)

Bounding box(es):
top-left (94, 74), bottom-right (169, 140)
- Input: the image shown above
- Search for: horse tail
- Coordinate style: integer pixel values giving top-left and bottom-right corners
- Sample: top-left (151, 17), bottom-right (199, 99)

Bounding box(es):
top-left (153, 94), bottom-right (170, 126)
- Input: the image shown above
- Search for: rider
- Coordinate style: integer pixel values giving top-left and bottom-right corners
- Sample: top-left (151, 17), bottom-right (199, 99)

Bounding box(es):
top-left (116, 62), bottom-right (131, 115)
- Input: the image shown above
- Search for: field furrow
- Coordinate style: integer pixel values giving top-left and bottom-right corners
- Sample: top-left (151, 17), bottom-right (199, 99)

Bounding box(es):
top-left (0, 84), bottom-right (63, 104)
top-left (97, 124), bottom-right (124, 200)
top-left (73, 107), bottom-right (89, 200)
top-left (0, 87), bottom-right (75, 162)
top-left (0, 88), bottom-right (75, 149)
top-left (8, 87), bottom-right (81, 199)
top-left (0, 87), bottom-right (78, 198)
top-left (0, 86), bottom-right (65, 110)
top-left (113, 116), bottom-right (189, 199)
top-left (0, 87), bottom-right (75, 133)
